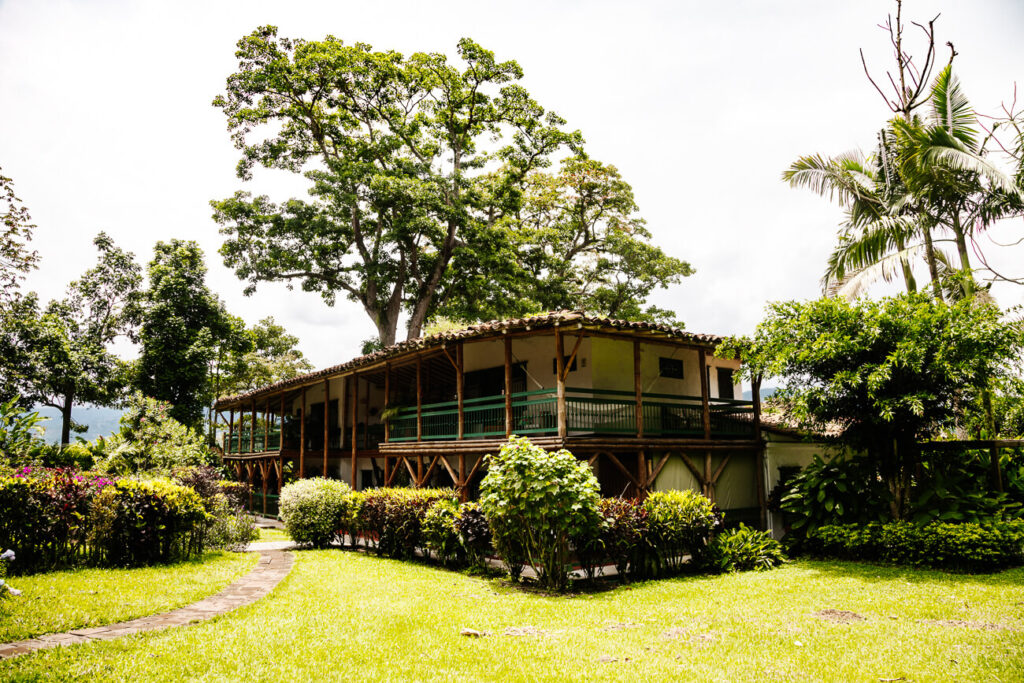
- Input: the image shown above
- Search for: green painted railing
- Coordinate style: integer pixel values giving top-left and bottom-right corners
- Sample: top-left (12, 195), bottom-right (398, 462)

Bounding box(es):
top-left (385, 387), bottom-right (755, 441)
top-left (226, 429), bottom-right (282, 454)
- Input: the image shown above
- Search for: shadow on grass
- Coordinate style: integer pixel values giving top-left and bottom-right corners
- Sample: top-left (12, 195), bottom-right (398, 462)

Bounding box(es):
top-left (785, 558), bottom-right (1024, 589)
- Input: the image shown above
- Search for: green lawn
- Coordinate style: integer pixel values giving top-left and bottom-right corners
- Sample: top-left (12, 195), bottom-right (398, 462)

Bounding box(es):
top-left (0, 551), bottom-right (256, 643)
top-left (255, 526), bottom-right (290, 542)
top-left (2, 551), bottom-right (1022, 681)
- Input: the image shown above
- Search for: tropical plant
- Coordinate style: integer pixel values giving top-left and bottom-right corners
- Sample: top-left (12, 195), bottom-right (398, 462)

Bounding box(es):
top-left (422, 498), bottom-right (462, 567)
top-left (98, 394), bottom-right (215, 475)
top-left (0, 397), bottom-right (46, 464)
top-left (643, 490), bottom-right (720, 572)
top-left (706, 524), bottom-right (786, 573)
top-left (479, 436), bottom-right (601, 590)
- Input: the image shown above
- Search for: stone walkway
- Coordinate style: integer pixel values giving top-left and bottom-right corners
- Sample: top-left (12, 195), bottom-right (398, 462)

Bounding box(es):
top-left (0, 549), bottom-right (294, 660)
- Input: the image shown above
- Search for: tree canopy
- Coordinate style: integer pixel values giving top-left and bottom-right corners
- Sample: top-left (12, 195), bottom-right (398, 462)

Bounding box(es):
top-left (721, 294), bottom-right (1023, 518)
top-left (212, 28), bottom-right (690, 345)
top-left (0, 167), bottom-right (39, 305)
top-left (133, 240), bottom-right (236, 429)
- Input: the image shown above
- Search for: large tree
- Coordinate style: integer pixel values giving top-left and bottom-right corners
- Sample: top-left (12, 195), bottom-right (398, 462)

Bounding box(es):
top-left (722, 295), bottom-right (1023, 520)
top-left (0, 167), bottom-right (39, 305)
top-left (212, 28), bottom-right (689, 345)
top-left (133, 240), bottom-right (236, 429)
top-left (2, 234), bottom-right (141, 443)
top-left (213, 316), bottom-right (313, 397)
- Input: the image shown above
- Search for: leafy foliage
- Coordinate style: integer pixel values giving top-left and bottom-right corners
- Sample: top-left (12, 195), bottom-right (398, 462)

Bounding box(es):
top-left (278, 478), bottom-right (353, 549)
top-left (706, 524), bottom-right (786, 573)
top-left (422, 498), bottom-right (462, 567)
top-left (479, 436), bottom-right (601, 590)
top-left (212, 28), bottom-right (686, 344)
top-left (804, 520), bottom-right (1024, 572)
top-left (97, 394), bottom-right (215, 475)
top-left (643, 490), bottom-right (721, 572)
top-left (0, 396), bottom-right (46, 464)
top-left (723, 294), bottom-right (1023, 519)
top-left (358, 488), bottom-right (455, 560)
top-left (133, 240), bottom-right (236, 429)
top-left (453, 502), bottom-right (492, 569)
top-left (780, 454), bottom-right (890, 531)
top-left (0, 168), bottom-right (39, 304)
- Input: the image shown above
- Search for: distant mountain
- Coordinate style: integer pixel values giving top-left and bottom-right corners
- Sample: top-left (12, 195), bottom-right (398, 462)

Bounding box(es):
top-left (33, 405), bottom-right (124, 443)
top-left (742, 386), bottom-right (779, 401)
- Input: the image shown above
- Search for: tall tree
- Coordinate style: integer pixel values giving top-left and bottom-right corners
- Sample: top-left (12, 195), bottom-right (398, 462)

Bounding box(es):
top-left (3, 234), bottom-right (141, 443)
top-left (133, 240), bottom-right (235, 429)
top-left (212, 28), bottom-right (688, 345)
top-left (214, 316), bottom-right (313, 396)
top-left (0, 167), bottom-right (39, 305)
top-left (437, 158), bottom-right (693, 325)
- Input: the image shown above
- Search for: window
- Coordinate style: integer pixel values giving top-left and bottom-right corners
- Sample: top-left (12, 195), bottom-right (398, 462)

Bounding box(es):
top-left (659, 356), bottom-right (684, 379)
top-left (552, 356), bottom-right (578, 374)
top-left (716, 368), bottom-right (735, 399)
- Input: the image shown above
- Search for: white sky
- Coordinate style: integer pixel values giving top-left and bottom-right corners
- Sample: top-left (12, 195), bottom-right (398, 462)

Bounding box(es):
top-left (2, 0), bottom-right (1023, 370)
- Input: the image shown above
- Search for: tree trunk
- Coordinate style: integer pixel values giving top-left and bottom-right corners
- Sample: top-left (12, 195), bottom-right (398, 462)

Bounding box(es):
top-left (60, 391), bottom-right (74, 446)
top-left (921, 225), bottom-right (943, 300)
top-left (950, 212), bottom-right (975, 298)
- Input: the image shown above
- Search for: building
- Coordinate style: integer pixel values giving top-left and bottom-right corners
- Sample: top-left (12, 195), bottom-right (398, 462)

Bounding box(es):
top-left (213, 311), bottom-right (768, 526)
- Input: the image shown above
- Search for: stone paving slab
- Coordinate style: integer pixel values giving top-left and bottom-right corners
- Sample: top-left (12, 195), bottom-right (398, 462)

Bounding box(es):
top-left (0, 549), bottom-right (293, 660)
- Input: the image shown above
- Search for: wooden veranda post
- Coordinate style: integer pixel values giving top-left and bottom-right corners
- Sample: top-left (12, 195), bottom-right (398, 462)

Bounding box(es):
top-left (633, 339), bottom-right (643, 437)
top-left (555, 328), bottom-right (566, 439)
top-left (227, 409), bottom-right (234, 455)
top-left (249, 400), bottom-right (256, 454)
top-left (384, 362), bottom-right (391, 444)
top-left (263, 401), bottom-right (269, 453)
top-left (323, 378), bottom-right (330, 478)
top-left (456, 343), bottom-right (465, 440)
top-left (504, 334), bottom-right (513, 437)
top-left (279, 394), bottom-right (285, 454)
top-left (416, 356), bottom-right (423, 442)
top-left (351, 374), bottom-right (358, 490)
top-left (299, 385), bottom-right (306, 479)
top-left (752, 374), bottom-right (767, 528)
top-left (698, 349), bottom-right (711, 440)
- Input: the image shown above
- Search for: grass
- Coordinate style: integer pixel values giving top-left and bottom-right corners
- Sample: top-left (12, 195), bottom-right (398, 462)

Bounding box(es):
top-left (2, 551), bottom-right (1022, 681)
top-left (255, 526), bottom-right (290, 542)
top-left (0, 551), bottom-right (256, 643)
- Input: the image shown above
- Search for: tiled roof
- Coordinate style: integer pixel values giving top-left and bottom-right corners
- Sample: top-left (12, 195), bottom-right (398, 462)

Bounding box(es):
top-left (214, 310), bottom-right (725, 408)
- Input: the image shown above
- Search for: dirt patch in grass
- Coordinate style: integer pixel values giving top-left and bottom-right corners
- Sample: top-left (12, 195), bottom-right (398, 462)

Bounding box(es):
top-left (814, 609), bottom-right (866, 624)
top-left (602, 622), bottom-right (640, 632)
top-left (919, 618), bottom-right (1012, 631)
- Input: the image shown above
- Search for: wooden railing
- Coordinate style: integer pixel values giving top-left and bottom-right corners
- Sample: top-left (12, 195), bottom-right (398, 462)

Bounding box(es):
top-left (387, 387), bottom-right (755, 441)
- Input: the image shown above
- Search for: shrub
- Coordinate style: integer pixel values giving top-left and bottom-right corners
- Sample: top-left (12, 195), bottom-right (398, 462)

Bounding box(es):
top-left (423, 499), bottom-right (462, 566)
top-left (780, 454), bottom-right (890, 531)
top-left (706, 524), bottom-right (786, 573)
top-left (643, 489), bottom-right (720, 572)
top-left (358, 488), bottom-right (455, 559)
top-left (454, 502), bottom-right (492, 569)
top-left (88, 478), bottom-right (208, 567)
top-left (175, 466), bottom-right (257, 551)
top-left (596, 498), bottom-right (655, 581)
top-left (278, 478), bottom-right (352, 548)
top-left (0, 396), bottom-right (46, 466)
top-left (804, 520), bottom-right (1024, 572)
top-left (479, 436), bottom-right (601, 590)
top-left (98, 394), bottom-right (216, 475)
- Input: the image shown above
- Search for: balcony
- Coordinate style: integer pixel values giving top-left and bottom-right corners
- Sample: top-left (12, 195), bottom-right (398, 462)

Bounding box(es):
top-left (386, 387), bottom-right (755, 442)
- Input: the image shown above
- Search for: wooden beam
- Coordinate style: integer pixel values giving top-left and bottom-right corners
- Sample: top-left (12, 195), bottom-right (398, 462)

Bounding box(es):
top-left (456, 342), bottom-right (465, 440)
top-left (416, 355), bottom-right (423, 442)
top-left (555, 328), bottom-right (566, 438)
top-left (633, 339), bottom-right (643, 438)
top-left (263, 401), bottom-right (269, 453)
top-left (441, 345), bottom-right (458, 371)
top-left (698, 350), bottom-right (711, 440)
top-left (711, 451), bottom-right (732, 484)
top-left (417, 454), bottom-right (423, 487)
top-left (991, 445), bottom-right (1004, 493)
top-left (403, 456), bottom-right (417, 483)
top-left (605, 451), bottom-right (640, 487)
top-left (504, 334), bottom-right (512, 438)
top-left (249, 400), bottom-right (256, 454)
top-left (227, 409), bottom-right (234, 456)
top-left (351, 375), bottom-right (358, 489)
top-left (323, 378), bottom-right (330, 478)
top-left (279, 393), bottom-right (285, 454)
top-left (638, 449), bottom-right (648, 496)
top-left (422, 454), bottom-right (441, 486)
top-left (439, 455), bottom-right (459, 484)
top-left (383, 362), bottom-right (390, 444)
top-left (648, 452), bottom-right (672, 487)
top-left (679, 451), bottom-right (705, 488)
top-left (704, 451), bottom-right (713, 499)
top-left (464, 455), bottom-right (484, 488)
top-left (299, 385), bottom-right (306, 479)
top-left (561, 333), bottom-right (584, 382)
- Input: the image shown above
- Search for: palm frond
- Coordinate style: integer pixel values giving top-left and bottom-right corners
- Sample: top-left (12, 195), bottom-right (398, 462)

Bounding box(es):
top-left (929, 65), bottom-right (978, 148)
top-left (823, 214), bottom-right (921, 287)
top-left (828, 244), bottom-right (927, 300)
top-left (922, 142), bottom-right (1022, 197)
top-left (783, 152), bottom-right (876, 204)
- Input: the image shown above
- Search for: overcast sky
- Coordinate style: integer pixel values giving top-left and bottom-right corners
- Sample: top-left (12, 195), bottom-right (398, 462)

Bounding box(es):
top-left (2, 0), bottom-right (1022, 370)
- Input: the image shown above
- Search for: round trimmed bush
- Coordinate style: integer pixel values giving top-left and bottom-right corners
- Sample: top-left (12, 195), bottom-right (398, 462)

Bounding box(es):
top-left (279, 478), bottom-right (352, 548)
